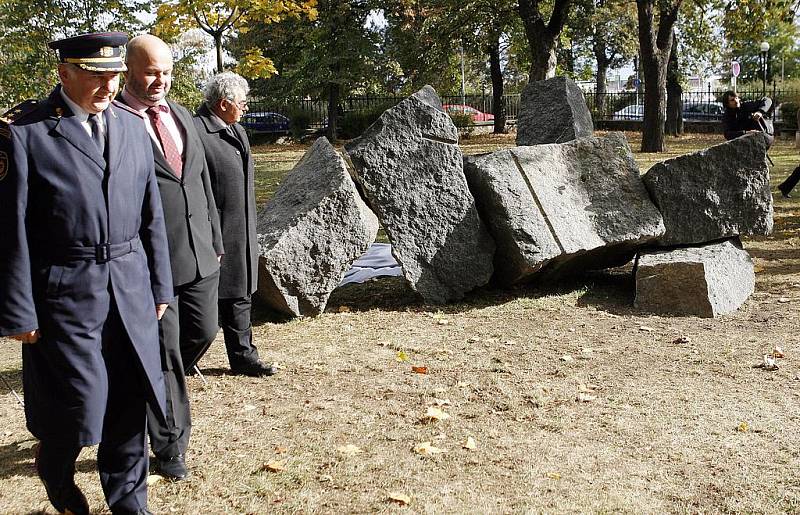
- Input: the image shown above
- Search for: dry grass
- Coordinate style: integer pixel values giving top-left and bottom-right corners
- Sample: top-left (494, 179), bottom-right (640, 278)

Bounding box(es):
top-left (2, 132), bottom-right (800, 514)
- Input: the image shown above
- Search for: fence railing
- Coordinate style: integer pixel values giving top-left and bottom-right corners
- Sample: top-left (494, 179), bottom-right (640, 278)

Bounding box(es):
top-left (248, 88), bottom-right (799, 128)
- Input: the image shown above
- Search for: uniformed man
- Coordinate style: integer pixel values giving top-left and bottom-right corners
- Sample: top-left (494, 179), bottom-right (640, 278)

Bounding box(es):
top-left (0, 32), bottom-right (173, 515)
top-left (118, 34), bottom-right (224, 481)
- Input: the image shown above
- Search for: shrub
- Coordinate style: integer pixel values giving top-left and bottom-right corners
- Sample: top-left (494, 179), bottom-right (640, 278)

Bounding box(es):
top-left (448, 112), bottom-right (475, 138)
top-left (287, 108), bottom-right (313, 139)
top-left (339, 106), bottom-right (387, 139)
top-left (780, 101), bottom-right (799, 128)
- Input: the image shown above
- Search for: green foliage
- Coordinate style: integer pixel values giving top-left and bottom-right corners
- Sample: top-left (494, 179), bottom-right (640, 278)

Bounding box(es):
top-left (338, 107), bottom-right (386, 139)
top-left (780, 102), bottom-right (798, 129)
top-left (287, 108), bottom-right (312, 139)
top-left (449, 112), bottom-right (475, 138)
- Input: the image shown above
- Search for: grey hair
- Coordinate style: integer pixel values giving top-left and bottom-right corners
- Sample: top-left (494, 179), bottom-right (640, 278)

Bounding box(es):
top-left (203, 72), bottom-right (249, 105)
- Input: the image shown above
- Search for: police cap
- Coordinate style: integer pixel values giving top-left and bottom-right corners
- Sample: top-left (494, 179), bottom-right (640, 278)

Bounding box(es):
top-left (49, 32), bottom-right (128, 73)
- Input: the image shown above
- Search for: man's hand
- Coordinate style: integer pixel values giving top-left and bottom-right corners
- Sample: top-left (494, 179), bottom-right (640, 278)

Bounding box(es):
top-left (156, 304), bottom-right (169, 320)
top-left (10, 330), bottom-right (39, 344)
top-left (217, 254), bottom-right (222, 263)
top-left (752, 111), bottom-right (764, 121)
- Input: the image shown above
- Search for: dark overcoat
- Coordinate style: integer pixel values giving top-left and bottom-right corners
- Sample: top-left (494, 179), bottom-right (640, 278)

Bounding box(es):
top-left (193, 104), bottom-right (258, 298)
top-left (117, 97), bottom-right (224, 287)
top-left (0, 87), bottom-right (173, 446)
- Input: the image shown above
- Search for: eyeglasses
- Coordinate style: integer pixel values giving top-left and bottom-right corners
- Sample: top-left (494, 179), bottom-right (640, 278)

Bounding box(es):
top-left (228, 98), bottom-right (248, 109)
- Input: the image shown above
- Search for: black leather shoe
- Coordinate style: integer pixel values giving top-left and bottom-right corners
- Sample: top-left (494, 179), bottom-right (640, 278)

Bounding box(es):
top-left (230, 360), bottom-right (278, 377)
top-left (41, 479), bottom-right (89, 515)
top-left (154, 454), bottom-right (189, 481)
top-left (780, 189), bottom-right (792, 198)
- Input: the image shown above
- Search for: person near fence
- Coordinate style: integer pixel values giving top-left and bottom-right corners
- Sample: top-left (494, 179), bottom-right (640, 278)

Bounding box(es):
top-left (776, 107), bottom-right (800, 198)
top-left (721, 90), bottom-right (774, 149)
top-left (118, 33), bottom-right (224, 481)
top-left (0, 32), bottom-right (173, 514)
top-left (193, 72), bottom-right (278, 377)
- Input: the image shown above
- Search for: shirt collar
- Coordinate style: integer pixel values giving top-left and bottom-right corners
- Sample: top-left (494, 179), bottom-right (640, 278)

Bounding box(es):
top-left (120, 89), bottom-right (170, 115)
top-left (59, 88), bottom-right (92, 122)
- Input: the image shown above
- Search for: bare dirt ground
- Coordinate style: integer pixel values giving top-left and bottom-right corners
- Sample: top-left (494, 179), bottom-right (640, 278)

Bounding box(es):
top-left (2, 133), bottom-right (800, 514)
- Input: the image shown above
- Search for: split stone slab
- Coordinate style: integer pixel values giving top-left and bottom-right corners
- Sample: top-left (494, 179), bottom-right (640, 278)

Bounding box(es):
top-left (642, 133), bottom-right (773, 246)
top-left (256, 137), bottom-right (379, 317)
top-left (516, 76), bottom-right (594, 146)
top-left (344, 85), bottom-right (495, 304)
top-left (634, 238), bottom-right (754, 317)
top-left (464, 132), bottom-right (665, 284)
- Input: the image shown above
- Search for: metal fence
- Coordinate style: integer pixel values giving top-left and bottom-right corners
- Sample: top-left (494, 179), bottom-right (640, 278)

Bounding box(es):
top-left (248, 87), bottom-right (799, 128)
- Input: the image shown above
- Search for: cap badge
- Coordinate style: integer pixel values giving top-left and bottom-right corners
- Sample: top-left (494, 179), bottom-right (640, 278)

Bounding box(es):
top-left (100, 46), bottom-right (113, 57)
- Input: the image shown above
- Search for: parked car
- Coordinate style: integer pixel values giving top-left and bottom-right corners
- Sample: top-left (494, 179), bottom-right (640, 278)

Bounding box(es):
top-left (682, 101), bottom-right (724, 121)
top-left (612, 104), bottom-right (644, 120)
top-left (240, 111), bottom-right (290, 133)
top-left (442, 104), bottom-right (495, 122)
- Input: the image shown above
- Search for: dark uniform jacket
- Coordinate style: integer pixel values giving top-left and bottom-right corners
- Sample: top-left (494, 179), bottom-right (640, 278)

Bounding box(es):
top-left (0, 87), bottom-right (173, 445)
top-left (118, 96), bottom-right (224, 287)
top-left (723, 97), bottom-right (773, 143)
top-left (193, 104), bottom-right (258, 299)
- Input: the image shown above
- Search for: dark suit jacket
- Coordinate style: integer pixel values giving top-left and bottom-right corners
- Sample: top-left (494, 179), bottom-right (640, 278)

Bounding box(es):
top-left (0, 88), bottom-right (172, 443)
top-left (193, 103), bottom-right (258, 298)
top-left (119, 95), bottom-right (223, 287)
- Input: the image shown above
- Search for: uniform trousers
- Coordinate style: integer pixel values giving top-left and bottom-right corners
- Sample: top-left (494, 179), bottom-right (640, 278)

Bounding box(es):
top-left (146, 269), bottom-right (219, 459)
top-left (33, 298), bottom-right (151, 514)
top-left (219, 295), bottom-right (260, 369)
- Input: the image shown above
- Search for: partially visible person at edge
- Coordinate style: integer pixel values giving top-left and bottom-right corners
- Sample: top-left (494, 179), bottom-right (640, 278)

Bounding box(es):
top-left (721, 90), bottom-right (774, 148)
top-left (776, 107), bottom-right (800, 198)
top-left (117, 33), bottom-right (224, 482)
top-left (0, 32), bottom-right (173, 515)
top-left (193, 72), bottom-right (278, 378)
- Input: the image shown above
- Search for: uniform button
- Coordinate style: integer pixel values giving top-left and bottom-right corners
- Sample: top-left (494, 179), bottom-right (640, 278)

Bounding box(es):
top-left (235, 150), bottom-right (240, 155)
top-left (188, 213), bottom-right (193, 218)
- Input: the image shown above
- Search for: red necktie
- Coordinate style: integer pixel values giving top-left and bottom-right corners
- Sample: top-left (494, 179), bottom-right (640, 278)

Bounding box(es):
top-left (147, 106), bottom-right (183, 178)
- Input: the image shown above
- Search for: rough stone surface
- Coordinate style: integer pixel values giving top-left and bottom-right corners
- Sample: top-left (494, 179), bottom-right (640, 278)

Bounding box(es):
top-left (642, 133), bottom-right (773, 246)
top-left (344, 85), bottom-right (495, 303)
top-left (464, 132), bottom-right (665, 284)
top-left (516, 76), bottom-right (594, 146)
top-left (634, 238), bottom-right (755, 317)
top-left (256, 137), bottom-right (379, 317)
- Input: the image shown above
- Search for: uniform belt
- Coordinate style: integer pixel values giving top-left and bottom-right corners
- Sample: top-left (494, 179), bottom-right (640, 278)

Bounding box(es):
top-left (60, 237), bottom-right (141, 264)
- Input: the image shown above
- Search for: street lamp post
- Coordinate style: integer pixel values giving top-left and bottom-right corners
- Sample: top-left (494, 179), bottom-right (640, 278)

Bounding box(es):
top-left (760, 41), bottom-right (770, 96)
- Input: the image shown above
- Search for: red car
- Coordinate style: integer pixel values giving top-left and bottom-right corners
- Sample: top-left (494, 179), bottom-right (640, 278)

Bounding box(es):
top-left (442, 104), bottom-right (495, 122)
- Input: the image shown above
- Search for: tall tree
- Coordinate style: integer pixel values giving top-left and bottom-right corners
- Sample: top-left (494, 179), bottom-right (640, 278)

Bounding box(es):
top-left (153, 0), bottom-right (317, 77)
top-left (0, 0), bottom-right (146, 105)
top-left (517, 0), bottom-right (573, 81)
top-left (636, 0), bottom-right (682, 152)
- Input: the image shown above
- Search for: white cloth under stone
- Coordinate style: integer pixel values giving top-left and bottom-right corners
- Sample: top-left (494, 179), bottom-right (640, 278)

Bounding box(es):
top-left (338, 243), bottom-right (402, 287)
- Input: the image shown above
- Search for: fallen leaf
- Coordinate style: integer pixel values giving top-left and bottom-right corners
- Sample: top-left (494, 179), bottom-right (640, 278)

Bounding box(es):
top-left (422, 406), bottom-right (451, 422)
top-left (319, 474), bottom-right (333, 482)
top-left (576, 393), bottom-right (597, 403)
top-left (243, 404), bottom-right (257, 412)
top-left (16, 440), bottom-right (37, 451)
top-left (737, 421), bottom-right (749, 433)
top-left (437, 319), bottom-right (450, 326)
top-left (274, 445), bottom-right (288, 454)
top-left (147, 474), bottom-right (164, 486)
top-left (754, 355), bottom-right (779, 371)
top-left (639, 325), bottom-right (656, 332)
top-left (773, 346), bottom-right (785, 358)
top-left (388, 492), bottom-right (411, 505)
top-left (778, 297), bottom-right (791, 303)
top-left (672, 336), bottom-right (691, 344)
top-left (560, 355), bottom-right (574, 362)
top-left (396, 350), bottom-right (409, 362)
top-left (337, 444), bottom-right (363, 456)
top-left (411, 366), bottom-right (428, 374)
top-left (546, 472), bottom-right (562, 480)
top-left (337, 305), bottom-right (351, 313)
top-left (414, 441), bottom-right (446, 455)
top-left (432, 398), bottom-right (451, 406)
top-left (262, 460), bottom-right (287, 472)
top-left (462, 437), bottom-right (477, 450)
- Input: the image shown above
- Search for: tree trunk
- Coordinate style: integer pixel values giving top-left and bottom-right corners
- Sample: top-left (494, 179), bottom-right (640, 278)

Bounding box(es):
top-left (214, 33), bottom-right (224, 73)
top-left (326, 82), bottom-right (340, 142)
top-left (636, 0), bottom-right (682, 152)
top-left (488, 40), bottom-right (507, 134)
top-left (665, 31), bottom-right (683, 136)
top-left (517, 0), bottom-right (571, 82)
top-left (593, 38), bottom-right (610, 115)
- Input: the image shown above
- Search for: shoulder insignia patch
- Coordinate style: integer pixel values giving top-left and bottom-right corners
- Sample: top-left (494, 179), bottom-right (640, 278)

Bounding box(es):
top-left (3, 99), bottom-right (39, 124)
top-left (0, 151), bottom-right (8, 182)
top-left (112, 99), bottom-right (144, 119)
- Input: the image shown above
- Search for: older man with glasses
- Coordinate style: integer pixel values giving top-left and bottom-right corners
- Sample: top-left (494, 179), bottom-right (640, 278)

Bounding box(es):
top-left (193, 72), bottom-right (278, 378)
